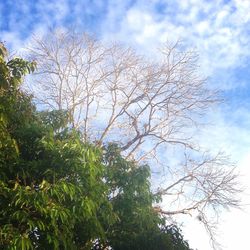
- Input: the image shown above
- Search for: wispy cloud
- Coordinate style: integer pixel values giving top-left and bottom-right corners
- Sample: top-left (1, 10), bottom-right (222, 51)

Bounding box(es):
top-left (101, 0), bottom-right (250, 76)
top-left (0, 0), bottom-right (108, 50)
top-left (1, 0), bottom-right (249, 77)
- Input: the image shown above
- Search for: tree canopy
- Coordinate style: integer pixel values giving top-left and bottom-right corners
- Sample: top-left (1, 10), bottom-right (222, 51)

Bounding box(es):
top-left (0, 43), bottom-right (192, 250)
top-left (27, 30), bottom-right (241, 246)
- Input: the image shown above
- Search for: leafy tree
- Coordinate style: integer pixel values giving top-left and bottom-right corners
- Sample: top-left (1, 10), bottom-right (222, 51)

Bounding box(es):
top-left (0, 44), bottom-right (113, 250)
top-left (0, 43), bottom-right (192, 250)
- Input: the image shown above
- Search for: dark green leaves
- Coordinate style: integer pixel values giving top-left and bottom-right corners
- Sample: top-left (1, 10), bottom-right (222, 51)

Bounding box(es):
top-left (38, 110), bottom-right (70, 132)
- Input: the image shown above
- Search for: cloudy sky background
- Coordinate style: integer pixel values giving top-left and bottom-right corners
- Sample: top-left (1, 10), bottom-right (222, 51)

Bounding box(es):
top-left (1, 0), bottom-right (250, 249)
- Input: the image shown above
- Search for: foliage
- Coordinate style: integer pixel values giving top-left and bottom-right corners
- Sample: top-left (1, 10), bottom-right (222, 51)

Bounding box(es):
top-left (100, 144), bottom-right (191, 250)
top-left (0, 44), bottom-right (112, 250)
top-left (0, 44), bottom-right (192, 250)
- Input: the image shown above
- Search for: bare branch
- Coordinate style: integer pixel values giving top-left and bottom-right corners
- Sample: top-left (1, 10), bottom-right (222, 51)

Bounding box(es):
top-left (25, 30), bottom-right (241, 249)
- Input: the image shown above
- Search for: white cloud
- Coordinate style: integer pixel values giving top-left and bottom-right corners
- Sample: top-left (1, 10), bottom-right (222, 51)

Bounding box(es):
top-left (101, 0), bottom-right (250, 77)
top-left (217, 153), bottom-right (250, 250)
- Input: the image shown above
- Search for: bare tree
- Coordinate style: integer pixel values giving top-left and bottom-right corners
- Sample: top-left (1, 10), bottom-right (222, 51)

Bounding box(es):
top-left (26, 29), bottom-right (241, 249)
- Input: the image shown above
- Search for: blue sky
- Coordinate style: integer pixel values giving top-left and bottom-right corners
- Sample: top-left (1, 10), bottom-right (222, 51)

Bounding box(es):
top-left (1, 1), bottom-right (250, 249)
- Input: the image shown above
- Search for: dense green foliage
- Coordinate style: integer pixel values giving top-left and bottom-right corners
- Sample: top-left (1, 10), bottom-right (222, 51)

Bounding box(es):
top-left (0, 44), bottom-right (192, 250)
top-left (0, 43), bottom-right (112, 249)
top-left (102, 144), bottom-right (191, 250)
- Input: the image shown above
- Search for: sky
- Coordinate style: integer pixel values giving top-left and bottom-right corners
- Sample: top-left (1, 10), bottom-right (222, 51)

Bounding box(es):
top-left (1, 0), bottom-right (250, 249)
